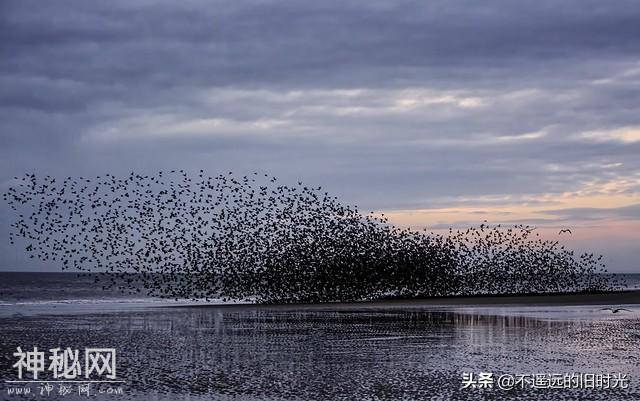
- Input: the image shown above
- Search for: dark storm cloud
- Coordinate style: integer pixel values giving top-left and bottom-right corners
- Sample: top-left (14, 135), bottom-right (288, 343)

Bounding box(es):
top-left (1, 0), bottom-right (640, 271)
top-left (1, 0), bottom-right (639, 174)
top-left (3, 0), bottom-right (640, 95)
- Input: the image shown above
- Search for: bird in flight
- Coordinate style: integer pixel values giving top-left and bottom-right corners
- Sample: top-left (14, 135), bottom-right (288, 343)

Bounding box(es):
top-left (601, 308), bottom-right (632, 313)
top-left (558, 228), bottom-right (572, 235)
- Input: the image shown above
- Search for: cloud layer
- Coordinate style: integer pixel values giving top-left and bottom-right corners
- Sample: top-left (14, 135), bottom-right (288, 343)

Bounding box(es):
top-left (1, 0), bottom-right (639, 271)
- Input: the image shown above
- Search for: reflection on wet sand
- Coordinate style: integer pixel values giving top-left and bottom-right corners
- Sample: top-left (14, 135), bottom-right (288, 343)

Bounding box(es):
top-left (1, 308), bottom-right (639, 400)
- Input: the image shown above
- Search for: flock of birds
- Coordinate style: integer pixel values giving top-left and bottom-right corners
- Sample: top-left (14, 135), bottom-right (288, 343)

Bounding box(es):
top-left (3, 171), bottom-right (619, 303)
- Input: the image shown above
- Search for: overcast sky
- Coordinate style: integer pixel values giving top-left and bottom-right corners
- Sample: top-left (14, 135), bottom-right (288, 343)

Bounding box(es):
top-left (1, 0), bottom-right (639, 272)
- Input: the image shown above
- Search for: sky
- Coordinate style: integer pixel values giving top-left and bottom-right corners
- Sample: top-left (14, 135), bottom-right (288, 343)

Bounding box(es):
top-left (1, 0), bottom-right (639, 272)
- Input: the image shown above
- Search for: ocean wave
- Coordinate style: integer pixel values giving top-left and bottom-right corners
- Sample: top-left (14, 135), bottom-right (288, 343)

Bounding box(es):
top-left (0, 297), bottom-right (248, 307)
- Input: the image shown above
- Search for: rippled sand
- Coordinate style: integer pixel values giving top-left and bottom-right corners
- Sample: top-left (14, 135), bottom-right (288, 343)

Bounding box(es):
top-left (1, 303), bottom-right (639, 401)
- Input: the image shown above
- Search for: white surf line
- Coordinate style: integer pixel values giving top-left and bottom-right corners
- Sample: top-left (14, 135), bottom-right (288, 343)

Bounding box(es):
top-left (5, 380), bottom-right (126, 383)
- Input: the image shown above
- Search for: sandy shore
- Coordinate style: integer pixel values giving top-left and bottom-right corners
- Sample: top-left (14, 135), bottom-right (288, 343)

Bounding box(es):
top-left (168, 290), bottom-right (640, 311)
top-left (2, 291), bottom-right (639, 400)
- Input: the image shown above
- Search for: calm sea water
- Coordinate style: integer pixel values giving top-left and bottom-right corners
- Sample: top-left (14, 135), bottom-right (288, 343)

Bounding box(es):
top-left (0, 272), bottom-right (638, 317)
top-left (0, 272), bottom-right (245, 317)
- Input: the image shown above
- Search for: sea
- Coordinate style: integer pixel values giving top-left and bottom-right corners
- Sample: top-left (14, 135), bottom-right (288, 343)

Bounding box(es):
top-left (0, 272), bottom-right (638, 317)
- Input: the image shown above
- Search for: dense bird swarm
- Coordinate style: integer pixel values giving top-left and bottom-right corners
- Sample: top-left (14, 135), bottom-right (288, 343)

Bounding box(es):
top-left (4, 172), bottom-right (617, 303)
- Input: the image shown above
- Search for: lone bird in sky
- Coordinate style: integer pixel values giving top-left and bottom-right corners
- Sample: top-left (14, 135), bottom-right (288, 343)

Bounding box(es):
top-left (558, 228), bottom-right (572, 235)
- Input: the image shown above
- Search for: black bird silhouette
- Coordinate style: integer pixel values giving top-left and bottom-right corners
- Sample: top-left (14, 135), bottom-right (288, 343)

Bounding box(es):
top-left (601, 308), bottom-right (632, 313)
top-left (559, 228), bottom-right (572, 235)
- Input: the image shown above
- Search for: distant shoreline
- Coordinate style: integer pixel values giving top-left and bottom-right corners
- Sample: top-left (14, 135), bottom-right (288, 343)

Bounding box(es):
top-left (167, 290), bottom-right (640, 310)
top-left (1, 290), bottom-right (638, 319)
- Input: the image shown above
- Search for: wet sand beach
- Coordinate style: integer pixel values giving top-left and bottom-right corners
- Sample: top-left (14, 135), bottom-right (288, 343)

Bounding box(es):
top-left (1, 292), bottom-right (639, 401)
top-left (170, 290), bottom-right (640, 311)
